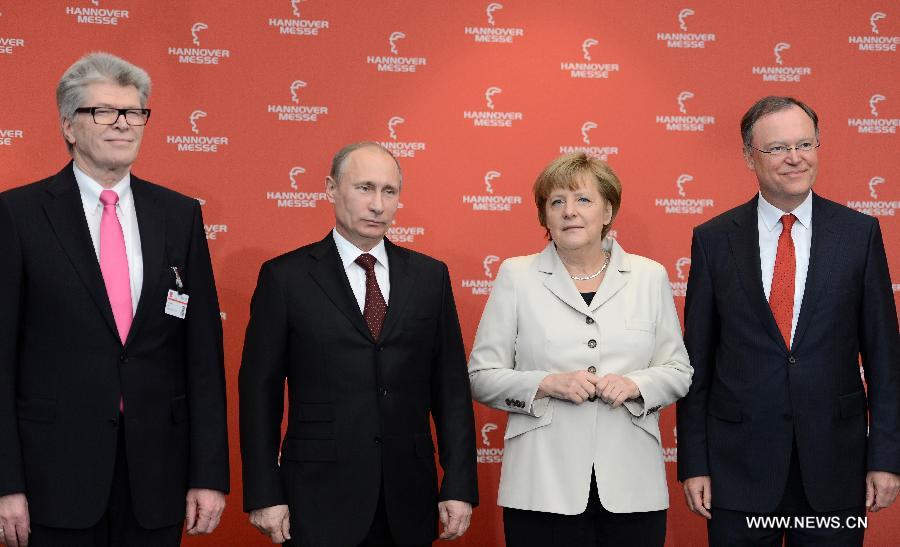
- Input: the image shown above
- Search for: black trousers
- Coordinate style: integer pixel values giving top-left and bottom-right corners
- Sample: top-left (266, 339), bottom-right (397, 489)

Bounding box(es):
top-left (708, 438), bottom-right (866, 547)
top-left (284, 478), bottom-right (430, 547)
top-left (503, 470), bottom-right (667, 547)
top-left (355, 480), bottom-right (429, 547)
top-left (30, 418), bottom-right (183, 547)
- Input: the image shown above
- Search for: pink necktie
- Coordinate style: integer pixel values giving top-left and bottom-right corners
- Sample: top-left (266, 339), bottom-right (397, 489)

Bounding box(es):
top-left (99, 190), bottom-right (133, 343)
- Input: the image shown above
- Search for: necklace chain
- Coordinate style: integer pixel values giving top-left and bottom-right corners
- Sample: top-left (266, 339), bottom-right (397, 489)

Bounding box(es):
top-left (568, 250), bottom-right (610, 281)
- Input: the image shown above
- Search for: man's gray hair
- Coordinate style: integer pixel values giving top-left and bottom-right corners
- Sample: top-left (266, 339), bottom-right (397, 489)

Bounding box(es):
top-left (57, 52), bottom-right (152, 152)
top-left (329, 141), bottom-right (403, 186)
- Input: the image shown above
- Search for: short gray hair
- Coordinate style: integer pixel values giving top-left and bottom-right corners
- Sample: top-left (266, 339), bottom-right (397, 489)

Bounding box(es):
top-left (740, 96), bottom-right (818, 150)
top-left (329, 141), bottom-right (403, 186)
top-left (57, 52), bottom-right (152, 152)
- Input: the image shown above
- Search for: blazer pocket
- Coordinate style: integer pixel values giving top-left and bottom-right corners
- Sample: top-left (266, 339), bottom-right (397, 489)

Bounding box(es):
top-left (17, 397), bottom-right (57, 423)
top-left (708, 396), bottom-right (742, 423)
top-left (171, 395), bottom-right (188, 424)
top-left (281, 438), bottom-right (337, 462)
top-left (838, 390), bottom-right (866, 419)
top-left (625, 319), bottom-right (656, 334)
top-left (631, 414), bottom-right (661, 444)
top-left (504, 402), bottom-right (554, 440)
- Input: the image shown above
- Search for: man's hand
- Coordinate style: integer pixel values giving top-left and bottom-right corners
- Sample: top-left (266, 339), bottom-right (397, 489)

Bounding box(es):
top-left (537, 371), bottom-right (601, 404)
top-left (683, 476), bottom-right (712, 519)
top-left (438, 500), bottom-right (471, 540)
top-left (185, 488), bottom-right (226, 535)
top-left (0, 493), bottom-right (30, 547)
top-left (594, 374), bottom-right (641, 408)
top-left (866, 471), bottom-right (900, 512)
top-left (250, 504), bottom-right (291, 544)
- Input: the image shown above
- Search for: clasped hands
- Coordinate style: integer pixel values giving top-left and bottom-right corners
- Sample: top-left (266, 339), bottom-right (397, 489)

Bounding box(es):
top-left (537, 370), bottom-right (640, 407)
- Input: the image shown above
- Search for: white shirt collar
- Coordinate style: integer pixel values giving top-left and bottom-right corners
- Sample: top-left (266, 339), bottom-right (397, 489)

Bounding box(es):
top-left (331, 228), bottom-right (389, 270)
top-left (73, 162), bottom-right (132, 215)
top-left (758, 191), bottom-right (812, 232)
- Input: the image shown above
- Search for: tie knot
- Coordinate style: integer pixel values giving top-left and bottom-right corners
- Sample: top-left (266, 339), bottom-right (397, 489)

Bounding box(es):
top-left (355, 253), bottom-right (377, 271)
top-left (781, 213), bottom-right (797, 230)
top-left (100, 190), bottom-right (119, 207)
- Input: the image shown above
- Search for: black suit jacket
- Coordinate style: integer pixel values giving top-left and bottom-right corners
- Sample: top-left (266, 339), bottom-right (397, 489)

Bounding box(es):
top-left (0, 163), bottom-right (229, 529)
top-left (239, 233), bottom-right (478, 547)
top-left (676, 193), bottom-right (900, 513)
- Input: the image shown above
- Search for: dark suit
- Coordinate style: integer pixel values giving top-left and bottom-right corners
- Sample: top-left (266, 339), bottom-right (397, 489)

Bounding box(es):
top-left (0, 163), bottom-right (229, 530)
top-left (239, 233), bottom-right (478, 547)
top-left (677, 193), bottom-right (900, 516)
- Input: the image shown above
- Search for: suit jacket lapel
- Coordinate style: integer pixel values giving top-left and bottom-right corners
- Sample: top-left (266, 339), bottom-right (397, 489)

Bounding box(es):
top-left (589, 239), bottom-right (629, 311)
top-left (537, 243), bottom-right (592, 316)
top-left (308, 234), bottom-right (374, 342)
top-left (124, 176), bottom-right (165, 348)
top-left (379, 239), bottom-right (416, 342)
top-left (42, 163), bottom-right (120, 339)
top-left (792, 194), bottom-right (839, 350)
top-left (728, 197), bottom-right (787, 351)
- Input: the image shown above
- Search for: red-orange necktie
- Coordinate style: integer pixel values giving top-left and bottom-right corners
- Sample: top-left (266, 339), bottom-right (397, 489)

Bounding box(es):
top-left (355, 253), bottom-right (387, 338)
top-left (769, 214), bottom-right (797, 349)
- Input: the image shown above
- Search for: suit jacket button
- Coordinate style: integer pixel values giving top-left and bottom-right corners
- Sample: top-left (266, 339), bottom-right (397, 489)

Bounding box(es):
top-left (587, 339), bottom-right (597, 349)
top-left (379, 387), bottom-right (388, 397)
top-left (373, 436), bottom-right (382, 444)
top-left (119, 353), bottom-right (128, 363)
top-left (586, 316), bottom-right (594, 325)
top-left (788, 355), bottom-right (797, 364)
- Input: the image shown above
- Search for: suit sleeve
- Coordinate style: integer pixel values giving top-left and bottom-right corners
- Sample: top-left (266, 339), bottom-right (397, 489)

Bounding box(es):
top-left (858, 219), bottom-right (900, 473)
top-left (184, 201), bottom-right (230, 492)
top-left (676, 229), bottom-right (719, 481)
top-left (0, 195), bottom-right (26, 497)
top-left (430, 263), bottom-right (479, 506)
top-left (468, 261), bottom-right (552, 417)
top-left (239, 261), bottom-right (290, 512)
top-left (622, 265), bottom-right (693, 418)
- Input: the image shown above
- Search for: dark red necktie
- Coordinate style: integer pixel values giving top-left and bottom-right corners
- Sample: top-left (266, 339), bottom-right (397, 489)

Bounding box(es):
top-left (355, 253), bottom-right (387, 338)
top-left (769, 214), bottom-right (797, 348)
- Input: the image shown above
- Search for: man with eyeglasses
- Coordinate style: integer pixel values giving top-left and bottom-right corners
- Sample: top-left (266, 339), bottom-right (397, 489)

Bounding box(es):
top-left (677, 95), bottom-right (900, 545)
top-left (0, 52), bottom-right (229, 547)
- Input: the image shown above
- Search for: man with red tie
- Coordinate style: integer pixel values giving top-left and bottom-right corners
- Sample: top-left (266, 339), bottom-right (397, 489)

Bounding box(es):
top-left (0, 52), bottom-right (229, 547)
top-left (676, 96), bottom-right (900, 545)
top-left (239, 142), bottom-right (478, 546)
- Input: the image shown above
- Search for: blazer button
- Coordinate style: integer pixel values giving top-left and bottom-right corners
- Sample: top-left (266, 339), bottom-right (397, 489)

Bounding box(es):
top-left (373, 436), bottom-right (382, 444)
top-left (586, 316), bottom-right (594, 325)
top-left (587, 339), bottom-right (597, 348)
top-left (119, 353), bottom-right (128, 363)
top-left (379, 387), bottom-right (388, 397)
top-left (788, 355), bottom-right (797, 364)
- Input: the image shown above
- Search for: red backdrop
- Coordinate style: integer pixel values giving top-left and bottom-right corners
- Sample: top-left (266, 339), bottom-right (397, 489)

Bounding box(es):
top-left (1, 1), bottom-right (898, 545)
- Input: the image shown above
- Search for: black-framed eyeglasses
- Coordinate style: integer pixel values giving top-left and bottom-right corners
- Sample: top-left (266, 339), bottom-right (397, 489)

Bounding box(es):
top-left (74, 107), bottom-right (151, 126)
top-left (748, 141), bottom-right (820, 156)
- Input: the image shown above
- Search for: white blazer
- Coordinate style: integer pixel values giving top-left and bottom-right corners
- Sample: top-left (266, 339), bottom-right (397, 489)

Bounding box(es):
top-left (469, 239), bottom-right (692, 514)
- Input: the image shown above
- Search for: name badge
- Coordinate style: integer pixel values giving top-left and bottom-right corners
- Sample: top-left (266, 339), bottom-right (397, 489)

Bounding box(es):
top-left (165, 289), bottom-right (189, 319)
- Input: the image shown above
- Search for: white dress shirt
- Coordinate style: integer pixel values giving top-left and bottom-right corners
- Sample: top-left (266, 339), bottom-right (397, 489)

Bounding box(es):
top-left (758, 191), bottom-right (812, 346)
top-left (73, 163), bottom-right (143, 316)
top-left (332, 228), bottom-right (390, 313)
